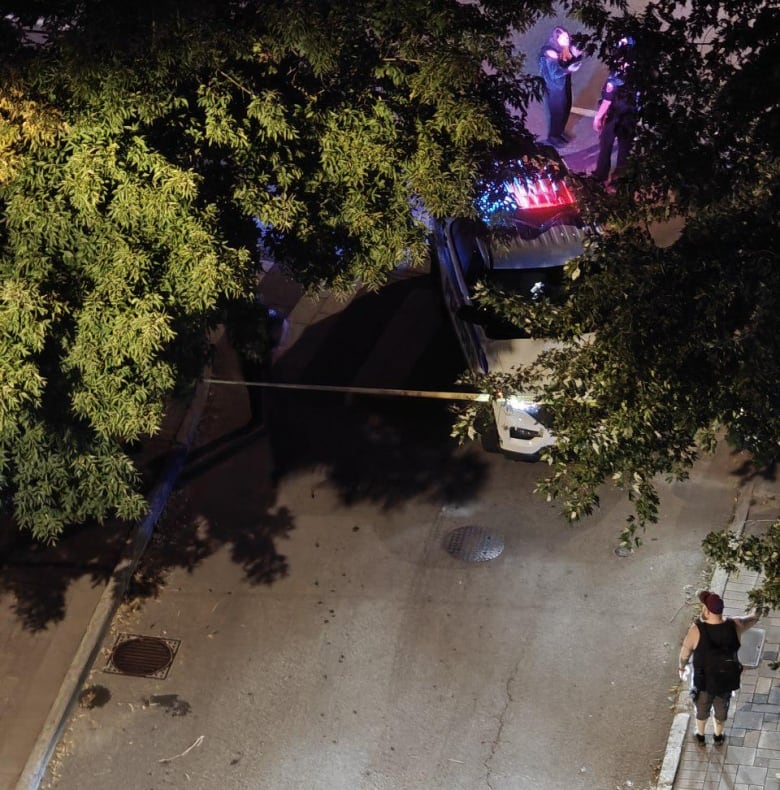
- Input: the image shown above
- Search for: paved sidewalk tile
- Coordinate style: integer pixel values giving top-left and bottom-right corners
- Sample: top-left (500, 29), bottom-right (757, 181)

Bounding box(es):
top-left (674, 520), bottom-right (780, 790)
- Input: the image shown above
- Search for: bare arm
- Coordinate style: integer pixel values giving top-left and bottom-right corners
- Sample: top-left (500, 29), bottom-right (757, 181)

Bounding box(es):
top-left (593, 99), bottom-right (611, 132)
top-left (678, 623), bottom-right (699, 675)
top-left (733, 612), bottom-right (760, 636)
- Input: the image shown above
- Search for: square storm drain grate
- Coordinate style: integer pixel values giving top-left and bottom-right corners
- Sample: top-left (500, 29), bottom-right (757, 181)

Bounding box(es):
top-left (104, 633), bottom-right (181, 679)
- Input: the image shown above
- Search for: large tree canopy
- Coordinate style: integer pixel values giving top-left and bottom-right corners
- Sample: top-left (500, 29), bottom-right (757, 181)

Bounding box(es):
top-left (0, 0), bottom-right (555, 540)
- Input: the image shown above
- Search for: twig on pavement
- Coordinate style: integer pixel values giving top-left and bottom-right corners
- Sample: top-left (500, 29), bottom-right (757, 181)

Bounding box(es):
top-left (158, 735), bottom-right (204, 763)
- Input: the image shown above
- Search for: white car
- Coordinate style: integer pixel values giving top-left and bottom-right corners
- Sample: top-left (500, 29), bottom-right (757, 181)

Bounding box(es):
top-left (433, 154), bottom-right (587, 458)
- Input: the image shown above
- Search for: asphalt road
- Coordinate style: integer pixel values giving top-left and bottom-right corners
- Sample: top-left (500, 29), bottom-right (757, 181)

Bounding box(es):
top-left (44, 267), bottom-right (743, 790)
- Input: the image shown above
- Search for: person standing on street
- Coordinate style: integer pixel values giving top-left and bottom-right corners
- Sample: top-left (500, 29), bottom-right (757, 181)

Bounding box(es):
top-left (678, 590), bottom-right (760, 745)
top-left (592, 37), bottom-right (638, 187)
top-left (538, 26), bottom-right (583, 148)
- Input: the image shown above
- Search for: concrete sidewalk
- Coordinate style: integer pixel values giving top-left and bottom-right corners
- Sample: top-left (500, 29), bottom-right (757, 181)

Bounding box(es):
top-left (659, 479), bottom-right (780, 790)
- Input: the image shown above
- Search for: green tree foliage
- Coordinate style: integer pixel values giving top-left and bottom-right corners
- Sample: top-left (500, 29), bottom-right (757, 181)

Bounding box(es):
top-left (456, 1), bottom-right (780, 584)
top-left (703, 525), bottom-right (780, 620)
top-left (0, 0), bottom-right (558, 540)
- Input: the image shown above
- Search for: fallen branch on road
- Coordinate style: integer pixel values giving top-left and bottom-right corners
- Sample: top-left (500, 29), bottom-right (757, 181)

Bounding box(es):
top-left (158, 735), bottom-right (204, 763)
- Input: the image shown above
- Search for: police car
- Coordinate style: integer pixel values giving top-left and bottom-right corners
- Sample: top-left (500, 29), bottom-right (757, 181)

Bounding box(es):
top-left (432, 150), bottom-right (586, 458)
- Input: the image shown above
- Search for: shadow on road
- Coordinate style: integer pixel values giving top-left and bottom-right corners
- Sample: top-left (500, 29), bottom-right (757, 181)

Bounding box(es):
top-left (0, 517), bottom-right (129, 631)
top-left (265, 275), bottom-right (490, 510)
top-left (132, 422), bottom-right (294, 593)
top-left (0, 274), bottom-right (488, 628)
top-left (269, 390), bottom-right (488, 511)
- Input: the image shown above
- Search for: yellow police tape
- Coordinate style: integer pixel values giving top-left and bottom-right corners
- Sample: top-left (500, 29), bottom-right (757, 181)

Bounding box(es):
top-left (202, 377), bottom-right (492, 402)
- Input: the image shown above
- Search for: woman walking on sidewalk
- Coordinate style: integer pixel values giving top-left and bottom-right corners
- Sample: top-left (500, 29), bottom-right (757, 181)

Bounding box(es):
top-left (678, 590), bottom-right (760, 745)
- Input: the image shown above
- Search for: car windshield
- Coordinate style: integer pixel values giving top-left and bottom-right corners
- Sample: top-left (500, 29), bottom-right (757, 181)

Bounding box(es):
top-left (479, 208), bottom-right (584, 339)
top-left (472, 260), bottom-right (568, 339)
top-left (460, 165), bottom-right (586, 339)
top-left (490, 216), bottom-right (584, 269)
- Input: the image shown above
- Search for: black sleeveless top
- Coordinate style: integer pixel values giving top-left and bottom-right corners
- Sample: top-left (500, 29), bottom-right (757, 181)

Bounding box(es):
top-left (693, 619), bottom-right (740, 693)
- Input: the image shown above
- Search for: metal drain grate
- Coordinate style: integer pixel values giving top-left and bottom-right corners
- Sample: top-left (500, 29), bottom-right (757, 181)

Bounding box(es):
top-left (444, 526), bottom-right (504, 562)
top-left (104, 634), bottom-right (180, 679)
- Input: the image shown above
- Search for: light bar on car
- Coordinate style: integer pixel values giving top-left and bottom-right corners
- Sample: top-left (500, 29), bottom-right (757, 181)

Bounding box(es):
top-left (506, 177), bottom-right (576, 210)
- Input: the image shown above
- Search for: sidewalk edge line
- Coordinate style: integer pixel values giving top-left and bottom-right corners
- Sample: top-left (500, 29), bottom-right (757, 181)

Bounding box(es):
top-left (654, 477), bottom-right (755, 790)
top-left (656, 712), bottom-right (690, 790)
top-left (14, 328), bottom-right (221, 790)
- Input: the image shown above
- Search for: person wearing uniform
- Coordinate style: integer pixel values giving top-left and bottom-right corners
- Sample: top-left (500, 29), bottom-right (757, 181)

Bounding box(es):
top-left (538, 26), bottom-right (583, 147)
top-left (678, 590), bottom-right (759, 745)
top-left (592, 37), bottom-right (638, 186)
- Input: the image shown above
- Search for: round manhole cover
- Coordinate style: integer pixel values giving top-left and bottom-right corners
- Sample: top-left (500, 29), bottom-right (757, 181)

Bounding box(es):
top-left (111, 637), bottom-right (174, 676)
top-left (445, 526), bottom-right (504, 562)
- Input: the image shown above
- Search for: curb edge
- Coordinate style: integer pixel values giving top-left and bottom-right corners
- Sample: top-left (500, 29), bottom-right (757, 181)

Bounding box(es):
top-left (14, 328), bottom-right (222, 790)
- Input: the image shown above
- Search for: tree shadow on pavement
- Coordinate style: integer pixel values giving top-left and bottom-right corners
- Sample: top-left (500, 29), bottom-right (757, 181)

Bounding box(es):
top-left (125, 366), bottom-right (295, 600)
top-left (265, 275), bottom-right (490, 510)
top-left (731, 455), bottom-right (777, 484)
top-left (268, 390), bottom-right (487, 512)
top-left (0, 517), bottom-right (132, 631)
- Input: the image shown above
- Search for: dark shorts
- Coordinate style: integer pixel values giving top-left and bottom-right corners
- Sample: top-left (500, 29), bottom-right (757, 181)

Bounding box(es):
top-left (694, 690), bottom-right (732, 721)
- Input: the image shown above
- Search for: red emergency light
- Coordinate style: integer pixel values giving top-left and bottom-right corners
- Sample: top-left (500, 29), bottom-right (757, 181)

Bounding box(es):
top-left (506, 177), bottom-right (576, 210)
